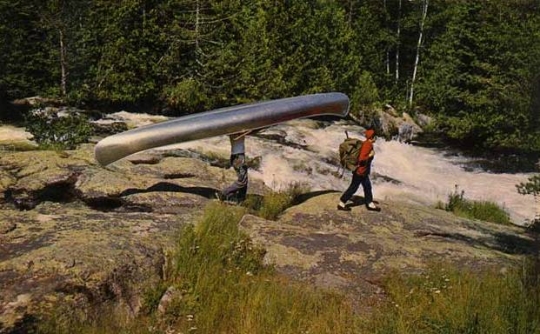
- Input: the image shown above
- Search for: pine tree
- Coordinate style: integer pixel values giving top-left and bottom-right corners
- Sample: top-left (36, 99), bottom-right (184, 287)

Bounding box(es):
top-left (0, 0), bottom-right (54, 99)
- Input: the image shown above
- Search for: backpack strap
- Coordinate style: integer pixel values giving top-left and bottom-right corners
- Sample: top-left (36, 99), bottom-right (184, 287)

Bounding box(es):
top-left (338, 165), bottom-right (345, 178)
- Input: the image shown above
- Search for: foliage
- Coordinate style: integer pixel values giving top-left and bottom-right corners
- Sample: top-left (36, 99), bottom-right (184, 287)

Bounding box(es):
top-left (516, 175), bottom-right (540, 230)
top-left (0, 0), bottom-right (56, 98)
top-left (1, 0), bottom-right (539, 152)
top-left (162, 78), bottom-right (209, 113)
top-left (25, 108), bottom-right (92, 150)
top-left (77, 0), bottom-right (163, 106)
top-left (439, 185), bottom-right (511, 225)
top-left (416, 1), bottom-right (540, 151)
top-left (249, 182), bottom-right (310, 220)
top-left (517, 175), bottom-right (540, 197)
top-left (351, 70), bottom-right (380, 108)
top-left (367, 260), bottom-right (540, 334)
top-left (140, 282), bottom-right (167, 315)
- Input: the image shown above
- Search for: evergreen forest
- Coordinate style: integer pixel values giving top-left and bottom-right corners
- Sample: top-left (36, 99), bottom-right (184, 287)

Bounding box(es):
top-left (1, 0), bottom-right (539, 154)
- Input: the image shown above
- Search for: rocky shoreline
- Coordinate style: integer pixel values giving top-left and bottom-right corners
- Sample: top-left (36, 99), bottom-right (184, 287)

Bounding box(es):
top-left (0, 127), bottom-right (537, 332)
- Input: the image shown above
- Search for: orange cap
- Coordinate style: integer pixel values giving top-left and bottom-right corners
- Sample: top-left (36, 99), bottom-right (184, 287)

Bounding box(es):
top-left (365, 129), bottom-right (375, 139)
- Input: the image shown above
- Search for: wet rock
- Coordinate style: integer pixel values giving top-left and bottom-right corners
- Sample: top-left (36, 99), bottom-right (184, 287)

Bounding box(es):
top-left (90, 120), bottom-right (129, 136)
top-left (375, 109), bottom-right (423, 141)
top-left (11, 96), bottom-right (64, 108)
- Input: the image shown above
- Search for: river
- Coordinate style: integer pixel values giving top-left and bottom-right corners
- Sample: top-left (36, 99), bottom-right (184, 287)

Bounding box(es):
top-left (8, 111), bottom-right (535, 226)
top-left (160, 118), bottom-right (537, 226)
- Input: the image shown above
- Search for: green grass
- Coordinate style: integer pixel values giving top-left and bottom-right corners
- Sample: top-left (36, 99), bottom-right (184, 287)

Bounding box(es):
top-left (437, 186), bottom-right (512, 225)
top-left (162, 201), bottom-right (360, 333)
top-left (243, 181), bottom-right (310, 220)
top-left (34, 202), bottom-right (539, 334)
top-left (367, 259), bottom-right (540, 334)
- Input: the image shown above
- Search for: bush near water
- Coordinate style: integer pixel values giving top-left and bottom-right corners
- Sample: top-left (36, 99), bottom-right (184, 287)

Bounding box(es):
top-left (437, 186), bottom-right (512, 226)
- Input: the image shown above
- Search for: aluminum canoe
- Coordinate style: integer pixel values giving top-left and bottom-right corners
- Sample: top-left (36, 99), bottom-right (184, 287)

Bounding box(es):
top-left (94, 92), bottom-right (350, 166)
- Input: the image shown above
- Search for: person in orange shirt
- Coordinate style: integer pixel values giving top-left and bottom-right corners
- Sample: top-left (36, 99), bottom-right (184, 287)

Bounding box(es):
top-left (337, 128), bottom-right (381, 211)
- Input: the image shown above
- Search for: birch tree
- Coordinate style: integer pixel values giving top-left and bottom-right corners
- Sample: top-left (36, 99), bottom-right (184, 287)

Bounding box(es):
top-left (408, 0), bottom-right (428, 107)
top-left (40, 0), bottom-right (90, 98)
top-left (395, 0), bottom-right (402, 83)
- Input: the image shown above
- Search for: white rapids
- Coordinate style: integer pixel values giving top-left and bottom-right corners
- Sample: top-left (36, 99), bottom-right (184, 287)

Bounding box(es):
top-left (154, 118), bottom-right (537, 226)
top-left (4, 110), bottom-right (535, 225)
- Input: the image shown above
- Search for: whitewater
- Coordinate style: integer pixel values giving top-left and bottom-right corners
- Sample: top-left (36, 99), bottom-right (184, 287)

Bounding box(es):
top-left (1, 111), bottom-right (535, 225)
top-left (158, 118), bottom-right (537, 226)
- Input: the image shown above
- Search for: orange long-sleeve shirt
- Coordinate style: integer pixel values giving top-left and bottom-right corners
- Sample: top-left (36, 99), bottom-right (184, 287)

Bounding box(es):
top-left (356, 139), bottom-right (374, 176)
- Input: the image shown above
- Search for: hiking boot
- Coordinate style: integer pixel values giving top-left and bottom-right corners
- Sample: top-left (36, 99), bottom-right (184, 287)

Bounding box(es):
top-left (337, 204), bottom-right (351, 211)
top-left (366, 202), bottom-right (381, 211)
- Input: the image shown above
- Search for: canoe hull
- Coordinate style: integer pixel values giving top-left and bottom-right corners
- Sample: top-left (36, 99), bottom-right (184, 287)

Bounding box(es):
top-left (94, 92), bottom-right (350, 165)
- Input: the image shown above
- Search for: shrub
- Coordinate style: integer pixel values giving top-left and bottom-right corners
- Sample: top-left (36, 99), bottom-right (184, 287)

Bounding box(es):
top-left (517, 175), bottom-right (540, 197)
top-left (440, 185), bottom-right (511, 225)
top-left (163, 78), bottom-right (209, 114)
top-left (25, 108), bottom-right (92, 150)
top-left (256, 182), bottom-right (310, 220)
top-left (516, 175), bottom-right (540, 229)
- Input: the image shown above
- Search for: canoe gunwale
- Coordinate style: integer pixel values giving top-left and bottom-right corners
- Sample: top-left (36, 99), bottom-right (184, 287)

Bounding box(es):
top-left (94, 93), bottom-right (350, 166)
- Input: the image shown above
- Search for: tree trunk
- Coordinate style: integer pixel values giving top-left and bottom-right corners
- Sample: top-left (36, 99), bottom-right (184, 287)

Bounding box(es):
top-left (59, 28), bottom-right (67, 97)
top-left (408, 0), bottom-right (428, 107)
top-left (384, 0), bottom-right (390, 76)
top-left (348, 0), bottom-right (353, 26)
top-left (386, 52), bottom-right (390, 76)
top-left (395, 0), bottom-right (401, 83)
top-left (195, 0), bottom-right (202, 72)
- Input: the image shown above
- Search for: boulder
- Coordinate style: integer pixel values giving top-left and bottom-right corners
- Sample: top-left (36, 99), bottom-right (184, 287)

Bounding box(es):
top-left (375, 108), bottom-right (423, 141)
top-left (240, 193), bottom-right (536, 311)
top-left (0, 136), bottom-right (536, 331)
top-left (0, 145), bottom-right (271, 331)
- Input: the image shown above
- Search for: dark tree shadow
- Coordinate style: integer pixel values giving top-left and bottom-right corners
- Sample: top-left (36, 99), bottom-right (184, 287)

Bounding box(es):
top-left (293, 190), bottom-right (340, 205)
top-left (121, 182), bottom-right (218, 199)
top-left (415, 230), bottom-right (538, 255)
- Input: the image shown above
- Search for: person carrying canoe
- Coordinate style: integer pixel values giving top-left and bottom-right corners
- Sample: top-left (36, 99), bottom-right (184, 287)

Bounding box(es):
top-left (337, 128), bottom-right (381, 212)
top-left (217, 131), bottom-right (249, 203)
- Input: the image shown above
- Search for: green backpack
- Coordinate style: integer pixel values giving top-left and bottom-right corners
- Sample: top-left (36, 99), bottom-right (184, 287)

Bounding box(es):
top-left (339, 132), bottom-right (363, 173)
